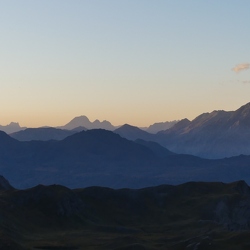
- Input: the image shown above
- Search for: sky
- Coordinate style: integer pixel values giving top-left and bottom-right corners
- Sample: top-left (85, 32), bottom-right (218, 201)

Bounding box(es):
top-left (1, 0), bottom-right (250, 127)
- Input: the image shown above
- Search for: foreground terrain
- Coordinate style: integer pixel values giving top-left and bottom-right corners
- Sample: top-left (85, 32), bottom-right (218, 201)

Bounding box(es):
top-left (1, 177), bottom-right (250, 249)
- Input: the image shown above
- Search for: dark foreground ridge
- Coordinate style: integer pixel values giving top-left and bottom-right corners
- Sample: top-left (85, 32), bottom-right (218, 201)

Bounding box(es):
top-left (1, 177), bottom-right (250, 249)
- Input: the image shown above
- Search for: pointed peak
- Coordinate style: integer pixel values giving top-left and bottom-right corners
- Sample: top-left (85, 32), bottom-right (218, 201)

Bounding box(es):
top-left (120, 124), bottom-right (139, 129)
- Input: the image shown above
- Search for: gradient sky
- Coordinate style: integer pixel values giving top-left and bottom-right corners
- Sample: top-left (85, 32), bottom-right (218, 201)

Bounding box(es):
top-left (1, 0), bottom-right (250, 127)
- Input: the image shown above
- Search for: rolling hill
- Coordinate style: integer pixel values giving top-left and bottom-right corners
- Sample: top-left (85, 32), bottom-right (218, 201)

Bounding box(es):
top-left (1, 178), bottom-right (250, 249)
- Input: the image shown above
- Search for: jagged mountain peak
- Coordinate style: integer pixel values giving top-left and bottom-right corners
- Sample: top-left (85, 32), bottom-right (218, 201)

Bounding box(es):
top-left (158, 101), bottom-right (250, 158)
top-left (0, 122), bottom-right (26, 134)
top-left (61, 116), bottom-right (115, 130)
top-left (8, 122), bottom-right (20, 127)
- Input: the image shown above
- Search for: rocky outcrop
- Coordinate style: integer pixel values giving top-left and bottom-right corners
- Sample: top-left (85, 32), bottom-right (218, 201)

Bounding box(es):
top-left (206, 181), bottom-right (250, 230)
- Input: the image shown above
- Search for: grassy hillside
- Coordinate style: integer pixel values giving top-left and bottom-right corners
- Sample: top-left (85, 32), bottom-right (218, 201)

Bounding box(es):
top-left (1, 181), bottom-right (250, 249)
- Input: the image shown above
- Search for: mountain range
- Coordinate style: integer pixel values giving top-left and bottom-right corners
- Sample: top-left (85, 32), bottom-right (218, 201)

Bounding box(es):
top-left (1, 116), bottom-right (177, 135)
top-left (10, 127), bottom-right (77, 141)
top-left (114, 102), bottom-right (250, 159)
top-left (1, 176), bottom-right (250, 249)
top-left (2, 128), bottom-right (250, 189)
top-left (2, 103), bottom-right (250, 249)
top-left (3, 102), bottom-right (250, 159)
top-left (158, 102), bottom-right (250, 158)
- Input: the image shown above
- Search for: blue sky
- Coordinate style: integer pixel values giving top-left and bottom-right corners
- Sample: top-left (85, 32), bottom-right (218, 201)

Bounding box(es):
top-left (1, 0), bottom-right (250, 127)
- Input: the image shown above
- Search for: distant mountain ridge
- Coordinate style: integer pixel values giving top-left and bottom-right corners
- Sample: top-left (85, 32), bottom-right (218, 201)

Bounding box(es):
top-left (60, 116), bottom-right (178, 132)
top-left (1, 116), bottom-right (177, 136)
top-left (114, 124), bottom-right (156, 141)
top-left (145, 120), bottom-right (178, 133)
top-left (111, 102), bottom-right (250, 158)
top-left (10, 127), bottom-right (77, 141)
top-left (3, 102), bottom-right (250, 159)
top-left (158, 102), bottom-right (250, 158)
top-left (0, 122), bottom-right (26, 134)
top-left (59, 115), bottom-right (117, 130)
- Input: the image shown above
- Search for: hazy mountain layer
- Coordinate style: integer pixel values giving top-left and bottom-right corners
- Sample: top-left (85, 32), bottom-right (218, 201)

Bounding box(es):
top-left (3, 102), bottom-right (250, 159)
top-left (1, 129), bottom-right (250, 189)
top-left (60, 115), bottom-right (117, 130)
top-left (1, 116), bottom-right (177, 136)
top-left (145, 120), bottom-right (178, 133)
top-left (114, 102), bottom-right (250, 158)
top-left (157, 102), bottom-right (250, 158)
top-left (10, 127), bottom-right (77, 141)
top-left (114, 124), bottom-right (156, 141)
top-left (0, 122), bottom-right (26, 134)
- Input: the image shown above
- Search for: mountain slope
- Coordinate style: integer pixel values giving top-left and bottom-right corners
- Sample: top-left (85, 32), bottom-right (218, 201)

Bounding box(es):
top-left (114, 124), bottom-right (156, 141)
top-left (0, 175), bottom-right (14, 190)
top-left (2, 129), bottom-right (250, 189)
top-left (146, 120), bottom-right (178, 133)
top-left (135, 139), bottom-right (175, 158)
top-left (1, 180), bottom-right (250, 249)
top-left (158, 102), bottom-right (250, 158)
top-left (10, 127), bottom-right (76, 141)
top-left (0, 129), bottom-right (161, 188)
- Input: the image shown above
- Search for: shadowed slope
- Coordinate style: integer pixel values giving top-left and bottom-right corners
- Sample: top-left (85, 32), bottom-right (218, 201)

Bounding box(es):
top-left (114, 124), bottom-right (156, 141)
top-left (1, 180), bottom-right (250, 249)
top-left (10, 127), bottom-right (76, 141)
